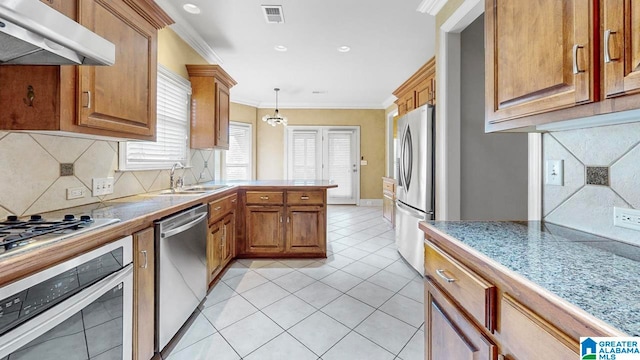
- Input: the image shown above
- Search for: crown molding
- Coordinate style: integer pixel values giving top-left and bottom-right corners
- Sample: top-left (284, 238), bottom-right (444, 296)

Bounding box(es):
top-left (382, 95), bottom-right (398, 109)
top-left (230, 98), bottom-right (261, 108)
top-left (255, 102), bottom-right (386, 110)
top-left (416, 0), bottom-right (448, 15)
top-left (155, 0), bottom-right (224, 65)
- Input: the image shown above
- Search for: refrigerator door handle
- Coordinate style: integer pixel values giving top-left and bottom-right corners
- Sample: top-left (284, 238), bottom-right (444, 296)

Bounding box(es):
top-left (396, 201), bottom-right (426, 220)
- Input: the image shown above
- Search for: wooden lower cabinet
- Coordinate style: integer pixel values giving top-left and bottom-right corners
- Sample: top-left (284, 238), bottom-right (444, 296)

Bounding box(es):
top-left (382, 177), bottom-right (395, 227)
top-left (207, 221), bottom-right (223, 284)
top-left (424, 240), bottom-right (583, 360)
top-left (133, 228), bottom-right (155, 360)
top-left (245, 205), bottom-right (285, 253)
top-left (286, 205), bottom-right (326, 253)
top-left (221, 213), bottom-right (235, 263)
top-left (242, 189), bottom-right (328, 257)
top-left (425, 278), bottom-right (497, 360)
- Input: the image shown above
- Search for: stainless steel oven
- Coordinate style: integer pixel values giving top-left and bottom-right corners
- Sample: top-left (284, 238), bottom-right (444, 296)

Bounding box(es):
top-left (0, 236), bottom-right (133, 360)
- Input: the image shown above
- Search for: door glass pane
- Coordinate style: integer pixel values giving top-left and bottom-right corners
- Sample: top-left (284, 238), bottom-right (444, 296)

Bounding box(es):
top-left (327, 131), bottom-right (353, 199)
top-left (291, 131), bottom-right (318, 180)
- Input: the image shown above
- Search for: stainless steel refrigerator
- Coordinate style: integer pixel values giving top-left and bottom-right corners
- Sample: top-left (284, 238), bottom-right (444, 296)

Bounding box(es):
top-left (395, 104), bottom-right (435, 274)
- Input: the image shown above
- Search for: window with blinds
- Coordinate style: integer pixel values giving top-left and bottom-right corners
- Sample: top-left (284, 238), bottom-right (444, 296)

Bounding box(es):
top-left (224, 122), bottom-right (252, 180)
top-left (288, 130), bottom-right (321, 180)
top-left (119, 65), bottom-right (191, 170)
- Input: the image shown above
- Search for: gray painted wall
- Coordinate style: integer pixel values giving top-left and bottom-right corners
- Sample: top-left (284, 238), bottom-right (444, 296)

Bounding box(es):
top-left (459, 15), bottom-right (528, 220)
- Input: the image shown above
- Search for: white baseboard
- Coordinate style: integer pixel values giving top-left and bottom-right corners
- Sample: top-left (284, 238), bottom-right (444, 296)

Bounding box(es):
top-left (359, 199), bottom-right (383, 206)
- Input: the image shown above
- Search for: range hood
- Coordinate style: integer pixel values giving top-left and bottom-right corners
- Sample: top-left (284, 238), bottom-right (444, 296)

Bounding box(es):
top-left (0, 0), bottom-right (115, 65)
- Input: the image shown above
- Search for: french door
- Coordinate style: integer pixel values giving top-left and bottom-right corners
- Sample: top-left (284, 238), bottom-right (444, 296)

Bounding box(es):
top-left (286, 126), bottom-right (360, 204)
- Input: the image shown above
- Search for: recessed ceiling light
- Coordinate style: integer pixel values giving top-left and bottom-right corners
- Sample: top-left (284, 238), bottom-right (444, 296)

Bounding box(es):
top-left (337, 46), bottom-right (351, 53)
top-left (183, 4), bottom-right (201, 14)
top-left (274, 45), bottom-right (288, 52)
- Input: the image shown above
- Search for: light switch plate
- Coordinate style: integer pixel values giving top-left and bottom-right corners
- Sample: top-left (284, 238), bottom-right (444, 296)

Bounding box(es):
top-left (545, 160), bottom-right (564, 186)
top-left (92, 177), bottom-right (114, 196)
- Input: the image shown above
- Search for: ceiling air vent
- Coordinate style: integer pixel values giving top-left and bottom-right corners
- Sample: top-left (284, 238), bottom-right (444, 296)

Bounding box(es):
top-left (262, 5), bottom-right (285, 24)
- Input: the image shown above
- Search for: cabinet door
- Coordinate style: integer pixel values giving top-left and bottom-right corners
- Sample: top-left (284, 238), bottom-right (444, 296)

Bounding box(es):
top-left (221, 213), bottom-right (235, 264)
top-left (40, 0), bottom-right (76, 18)
top-left (286, 205), bottom-right (326, 254)
top-left (77, 0), bottom-right (157, 139)
top-left (245, 206), bottom-right (284, 254)
top-left (215, 79), bottom-right (230, 149)
top-left (602, 0), bottom-right (640, 97)
top-left (425, 279), bottom-right (497, 360)
top-left (403, 92), bottom-right (415, 114)
top-left (133, 228), bottom-right (155, 360)
top-left (382, 193), bottom-right (394, 225)
top-left (207, 222), bottom-right (223, 284)
top-left (485, 0), bottom-right (595, 125)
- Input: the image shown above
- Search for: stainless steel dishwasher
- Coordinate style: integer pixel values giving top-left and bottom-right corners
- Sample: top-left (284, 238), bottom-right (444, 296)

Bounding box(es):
top-left (154, 204), bottom-right (208, 352)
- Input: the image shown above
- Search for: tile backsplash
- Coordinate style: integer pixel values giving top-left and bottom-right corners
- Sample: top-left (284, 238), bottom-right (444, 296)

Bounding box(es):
top-left (0, 131), bottom-right (217, 217)
top-left (543, 122), bottom-right (640, 245)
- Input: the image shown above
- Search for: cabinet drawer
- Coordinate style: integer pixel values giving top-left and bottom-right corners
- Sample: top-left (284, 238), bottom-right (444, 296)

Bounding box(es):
top-left (501, 294), bottom-right (578, 359)
top-left (246, 191), bottom-right (284, 205)
top-left (209, 194), bottom-right (237, 223)
top-left (382, 180), bottom-right (395, 193)
top-left (424, 242), bottom-right (496, 331)
top-left (286, 191), bottom-right (324, 205)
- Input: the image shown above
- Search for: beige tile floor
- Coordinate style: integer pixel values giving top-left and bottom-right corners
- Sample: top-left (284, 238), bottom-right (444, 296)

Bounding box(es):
top-left (165, 205), bottom-right (425, 360)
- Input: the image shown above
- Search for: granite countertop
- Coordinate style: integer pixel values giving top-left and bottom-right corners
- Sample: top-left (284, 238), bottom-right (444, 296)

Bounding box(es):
top-left (422, 221), bottom-right (640, 336)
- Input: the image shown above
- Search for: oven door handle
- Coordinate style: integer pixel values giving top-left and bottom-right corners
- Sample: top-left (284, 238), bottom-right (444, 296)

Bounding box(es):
top-left (160, 212), bottom-right (208, 238)
top-left (0, 265), bottom-right (133, 358)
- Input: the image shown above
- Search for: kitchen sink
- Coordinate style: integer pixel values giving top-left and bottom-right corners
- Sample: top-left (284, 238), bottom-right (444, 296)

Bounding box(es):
top-left (183, 185), bottom-right (229, 191)
top-left (156, 185), bottom-right (229, 195)
top-left (157, 189), bottom-right (207, 195)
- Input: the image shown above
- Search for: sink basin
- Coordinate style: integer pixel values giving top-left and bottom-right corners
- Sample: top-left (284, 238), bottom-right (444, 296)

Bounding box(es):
top-left (157, 189), bottom-right (207, 195)
top-left (183, 185), bottom-right (229, 191)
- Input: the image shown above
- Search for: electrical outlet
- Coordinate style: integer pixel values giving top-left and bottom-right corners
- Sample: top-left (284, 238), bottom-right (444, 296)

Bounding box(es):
top-left (66, 187), bottom-right (85, 200)
top-left (613, 207), bottom-right (640, 231)
top-left (92, 177), bottom-right (114, 196)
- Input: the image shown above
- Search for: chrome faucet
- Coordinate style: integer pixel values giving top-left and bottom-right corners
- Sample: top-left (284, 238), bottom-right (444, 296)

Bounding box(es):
top-left (169, 162), bottom-right (184, 190)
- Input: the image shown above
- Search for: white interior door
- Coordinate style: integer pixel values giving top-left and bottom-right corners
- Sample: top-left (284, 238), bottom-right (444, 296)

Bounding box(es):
top-left (286, 126), bottom-right (360, 205)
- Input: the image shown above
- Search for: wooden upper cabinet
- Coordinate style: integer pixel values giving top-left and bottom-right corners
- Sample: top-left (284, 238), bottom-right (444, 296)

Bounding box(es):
top-left (602, 0), bottom-right (640, 98)
top-left (77, 0), bottom-right (164, 138)
top-left (187, 65), bottom-right (237, 149)
top-left (485, 0), bottom-right (596, 129)
top-left (394, 57), bottom-right (436, 116)
top-left (0, 0), bottom-right (172, 140)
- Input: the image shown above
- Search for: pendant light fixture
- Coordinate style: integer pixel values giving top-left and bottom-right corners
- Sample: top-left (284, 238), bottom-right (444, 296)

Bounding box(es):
top-left (262, 88), bottom-right (288, 126)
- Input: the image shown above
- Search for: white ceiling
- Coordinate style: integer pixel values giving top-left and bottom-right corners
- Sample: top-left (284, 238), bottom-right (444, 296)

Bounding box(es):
top-left (158, 0), bottom-right (436, 109)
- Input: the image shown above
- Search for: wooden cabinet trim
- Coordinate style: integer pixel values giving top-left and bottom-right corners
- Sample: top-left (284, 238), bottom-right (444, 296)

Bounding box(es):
top-left (122, 0), bottom-right (174, 29)
top-left (133, 227), bottom-right (155, 360)
top-left (186, 65), bottom-right (237, 88)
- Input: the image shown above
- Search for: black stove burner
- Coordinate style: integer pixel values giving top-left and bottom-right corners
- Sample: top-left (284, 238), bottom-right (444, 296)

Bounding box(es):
top-left (0, 214), bottom-right (94, 251)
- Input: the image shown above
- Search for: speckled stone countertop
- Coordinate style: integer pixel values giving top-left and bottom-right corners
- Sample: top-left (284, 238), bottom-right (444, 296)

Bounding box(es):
top-left (421, 221), bottom-right (640, 336)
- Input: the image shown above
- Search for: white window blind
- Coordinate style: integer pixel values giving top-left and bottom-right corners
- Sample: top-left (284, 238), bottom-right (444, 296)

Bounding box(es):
top-left (289, 130), bottom-right (320, 180)
top-left (326, 131), bottom-right (353, 198)
top-left (224, 122), bottom-right (252, 180)
top-left (119, 65), bottom-right (191, 170)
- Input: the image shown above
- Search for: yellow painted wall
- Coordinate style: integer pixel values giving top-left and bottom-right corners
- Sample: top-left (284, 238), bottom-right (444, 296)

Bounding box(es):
top-left (256, 109), bottom-right (386, 199)
top-left (230, 103), bottom-right (258, 179)
top-left (158, 28), bottom-right (208, 79)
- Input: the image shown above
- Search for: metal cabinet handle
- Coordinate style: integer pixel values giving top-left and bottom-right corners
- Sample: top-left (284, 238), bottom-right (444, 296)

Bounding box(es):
top-left (436, 269), bottom-right (456, 283)
top-left (260, 196), bottom-right (269, 200)
top-left (604, 29), bottom-right (617, 63)
top-left (287, 217), bottom-right (290, 223)
top-left (214, 206), bottom-right (222, 211)
top-left (83, 91), bottom-right (91, 108)
top-left (280, 216), bottom-right (283, 223)
top-left (231, 199), bottom-right (236, 203)
top-left (140, 250), bottom-right (148, 269)
top-left (300, 196), bottom-right (310, 200)
top-left (572, 44), bottom-right (585, 74)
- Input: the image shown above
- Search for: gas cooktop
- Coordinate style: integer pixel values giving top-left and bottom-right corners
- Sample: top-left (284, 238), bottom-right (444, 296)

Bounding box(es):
top-left (0, 214), bottom-right (120, 258)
